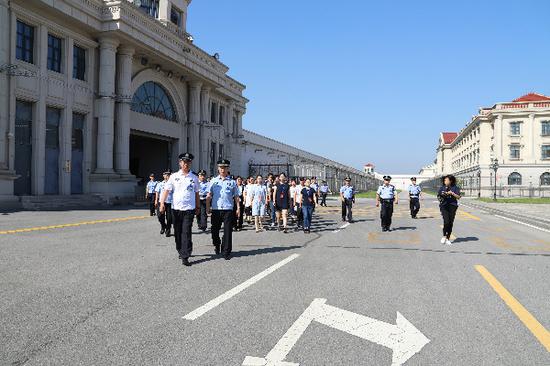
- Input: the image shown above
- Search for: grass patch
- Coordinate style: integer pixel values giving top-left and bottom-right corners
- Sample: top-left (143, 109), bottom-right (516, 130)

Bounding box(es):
top-left (477, 197), bottom-right (550, 204)
top-left (355, 191), bottom-right (378, 199)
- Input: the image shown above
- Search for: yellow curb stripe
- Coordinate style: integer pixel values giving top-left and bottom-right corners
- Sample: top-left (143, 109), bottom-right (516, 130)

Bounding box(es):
top-left (0, 216), bottom-right (149, 235)
top-left (475, 265), bottom-right (550, 352)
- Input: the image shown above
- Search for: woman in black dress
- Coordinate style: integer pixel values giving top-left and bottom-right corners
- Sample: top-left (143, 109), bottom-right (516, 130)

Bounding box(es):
top-left (437, 175), bottom-right (461, 245)
top-left (273, 173), bottom-right (291, 233)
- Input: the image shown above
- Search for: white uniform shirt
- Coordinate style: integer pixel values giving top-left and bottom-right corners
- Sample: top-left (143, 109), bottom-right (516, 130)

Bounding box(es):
top-left (164, 170), bottom-right (200, 210)
top-left (294, 184), bottom-right (303, 203)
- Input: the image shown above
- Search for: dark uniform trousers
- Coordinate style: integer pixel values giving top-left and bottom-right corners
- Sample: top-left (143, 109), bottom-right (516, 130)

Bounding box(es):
top-left (380, 199), bottom-right (394, 228)
top-left (409, 197), bottom-right (420, 218)
top-left (147, 193), bottom-right (156, 216)
top-left (173, 209), bottom-right (195, 259)
top-left (157, 203), bottom-right (173, 232)
top-left (342, 198), bottom-right (353, 221)
top-left (196, 199), bottom-right (208, 230)
top-left (211, 209), bottom-right (234, 255)
top-left (320, 193), bottom-right (328, 207)
top-left (233, 200), bottom-right (244, 229)
top-left (440, 204), bottom-right (458, 239)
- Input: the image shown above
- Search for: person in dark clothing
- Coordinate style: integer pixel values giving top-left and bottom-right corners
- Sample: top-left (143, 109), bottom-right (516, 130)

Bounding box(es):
top-left (437, 175), bottom-right (461, 245)
top-left (300, 178), bottom-right (317, 233)
top-left (234, 176), bottom-right (245, 231)
top-left (273, 173), bottom-right (291, 233)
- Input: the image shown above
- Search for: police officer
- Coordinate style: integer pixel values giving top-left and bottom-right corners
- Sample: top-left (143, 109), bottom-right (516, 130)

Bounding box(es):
top-left (196, 169), bottom-right (209, 231)
top-left (376, 176), bottom-right (398, 232)
top-left (340, 177), bottom-right (355, 222)
top-left (146, 173), bottom-right (158, 216)
top-left (319, 180), bottom-right (330, 207)
top-left (159, 153), bottom-right (200, 267)
top-left (155, 171), bottom-right (173, 236)
top-left (206, 159), bottom-right (240, 260)
top-left (408, 177), bottom-right (422, 219)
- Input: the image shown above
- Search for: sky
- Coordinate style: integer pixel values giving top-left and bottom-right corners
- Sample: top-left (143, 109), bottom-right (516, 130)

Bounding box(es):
top-left (188, 0), bottom-right (550, 174)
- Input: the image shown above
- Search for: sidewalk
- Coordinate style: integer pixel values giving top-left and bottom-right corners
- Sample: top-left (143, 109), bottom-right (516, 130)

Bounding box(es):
top-left (461, 198), bottom-right (550, 229)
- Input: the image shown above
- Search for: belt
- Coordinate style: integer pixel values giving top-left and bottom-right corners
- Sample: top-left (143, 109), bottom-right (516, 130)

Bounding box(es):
top-left (381, 198), bottom-right (394, 202)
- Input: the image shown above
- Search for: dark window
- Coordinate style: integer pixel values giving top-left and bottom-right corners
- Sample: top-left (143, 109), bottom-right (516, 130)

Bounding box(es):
top-left (15, 100), bottom-right (33, 146)
top-left (210, 142), bottom-right (216, 175)
top-left (73, 45), bottom-right (86, 81)
top-left (72, 113), bottom-right (85, 151)
top-left (47, 34), bottom-right (62, 73)
top-left (46, 107), bottom-right (60, 149)
top-left (218, 144), bottom-right (224, 160)
top-left (210, 102), bottom-right (217, 123)
top-left (170, 7), bottom-right (182, 27)
top-left (541, 172), bottom-right (550, 186)
top-left (16, 20), bottom-right (34, 63)
top-left (508, 172), bottom-right (522, 186)
top-left (131, 81), bottom-right (176, 121)
top-left (542, 145), bottom-right (550, 160)
top-left (140, 0), bottom-right (160, 18)
top-left (542, 121), bottom-right (550, 136)
top-left (509, 144), bottom-right (520, 159)
top-left (219, 106), bottom-right (225, 126)
top-left (510, 122), bottom-right (521, 135)
top-left (232, 115), bottom-right (237, 136)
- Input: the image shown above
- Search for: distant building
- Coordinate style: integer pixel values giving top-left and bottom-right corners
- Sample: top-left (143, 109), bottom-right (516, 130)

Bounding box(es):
top-left (364, 163), bottom-right (375, 175)
top-left (430, 93), bottom-right (550, 197)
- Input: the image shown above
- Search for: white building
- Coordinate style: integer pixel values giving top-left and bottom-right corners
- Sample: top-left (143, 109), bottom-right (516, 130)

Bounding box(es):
top-left (429, 93), bottom-right (550, 197)
top-left (0, 0), bottom-right (376, 206)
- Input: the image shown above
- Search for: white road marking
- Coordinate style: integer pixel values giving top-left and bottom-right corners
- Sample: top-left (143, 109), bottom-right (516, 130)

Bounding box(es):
top-left (242, 298), bottom-right (430, 366)
top-left (183, 254), bottom-right (300, 320)
top-left (494, 215), bottom-right (550, 233)
top-left (332, 222), bottom-right (350, 233)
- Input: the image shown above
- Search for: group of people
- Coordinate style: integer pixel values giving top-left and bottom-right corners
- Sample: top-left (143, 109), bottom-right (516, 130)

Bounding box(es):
top-left (147, 152), bottom-right (461, 267)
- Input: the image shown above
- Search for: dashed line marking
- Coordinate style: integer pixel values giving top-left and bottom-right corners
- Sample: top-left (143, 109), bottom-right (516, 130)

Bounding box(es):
top-left (0, 216), bottom-right (150, 235)
top-left (475, 265), bottom-right (550, 352)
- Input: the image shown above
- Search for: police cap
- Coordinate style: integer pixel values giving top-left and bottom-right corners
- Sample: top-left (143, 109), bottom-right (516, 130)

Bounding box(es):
top-left (217, 159), bottom-right (230, 167)
top-left (410, 177), bottom-right (417, 181)
top-left (163, 170), bottom-right (172, 175)
top-left (198, 169), bottom-right (207, 176)
top-left (344, 177), bottom-right (351, 181)
top-left (178, 152), bottom-right (194, 161)
top-left (383, 175), bottom-right (392, 180)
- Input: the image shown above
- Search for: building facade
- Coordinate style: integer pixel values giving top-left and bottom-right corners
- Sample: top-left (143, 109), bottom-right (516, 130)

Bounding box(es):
top-left (0, 0), bottom-right (247, 203)
top-left (425, 93), bottom-right (550, 197)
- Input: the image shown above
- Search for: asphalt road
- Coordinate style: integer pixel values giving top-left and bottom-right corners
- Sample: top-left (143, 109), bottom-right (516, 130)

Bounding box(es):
top-left (1, 193), bottom-right (549, 366)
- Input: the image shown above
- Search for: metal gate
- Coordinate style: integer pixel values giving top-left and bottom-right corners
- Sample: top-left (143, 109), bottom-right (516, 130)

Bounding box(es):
top-left (14, 101), bottom-right (32, 195)
top-left (248, 163), bottom-right (291, 178)
top-left (44, 107), bottom-right (60, 195)
top-left (71, 113), bottom-right (84, 194)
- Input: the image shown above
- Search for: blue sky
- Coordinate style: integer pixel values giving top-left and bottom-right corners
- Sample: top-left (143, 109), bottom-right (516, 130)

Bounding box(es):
top-left (188, 0), bottom-right (550, 173)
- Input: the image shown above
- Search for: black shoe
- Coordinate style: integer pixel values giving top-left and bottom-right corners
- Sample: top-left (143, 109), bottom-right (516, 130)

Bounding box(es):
top-left (387, 228), bottom-right (392, 232)
top-left (224, 254), bottom-right (232, 260)
top-left (382, 227), bottom-right (387, 232)
top-left (165, 230), bottom-right (171, 237)
top-left (160, 228), bottom-right (165, 235)
top-left (182, 258), bottom-right (191, 266)
top-left (214, 244), bottom-right (220, 255)
top-left (179, 253), bottom-right (182, 259)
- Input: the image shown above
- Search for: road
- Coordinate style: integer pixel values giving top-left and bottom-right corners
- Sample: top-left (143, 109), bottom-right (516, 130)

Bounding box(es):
top-left (1, 193), bottom-right (549, 365)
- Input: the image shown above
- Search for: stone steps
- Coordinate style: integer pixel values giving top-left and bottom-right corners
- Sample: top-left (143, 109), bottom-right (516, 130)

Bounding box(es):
top-left (19, 194), bottom-right (111, 211)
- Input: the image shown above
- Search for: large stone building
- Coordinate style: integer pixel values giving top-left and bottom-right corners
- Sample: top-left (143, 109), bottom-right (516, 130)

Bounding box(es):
top-left (426, 93), bottom-right (550, 197)
top-left (0, 0), bottom-right (375, 206)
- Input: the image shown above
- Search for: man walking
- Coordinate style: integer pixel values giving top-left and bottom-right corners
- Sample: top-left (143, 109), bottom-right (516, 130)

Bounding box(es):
top-left (376, 176), bottom-right (398, 232)
top-left (160, 153), bottom-right (200, 267)
top-left (340, 177), bottom-right (355, 223)
top-left (319, 180), bottom-right (330, 207)
top-left (197, 169), bottom-right (209, 231)
top-left (155, 171), bottom-right (173, 236)
top-left (146, 174), bottom-right (157, 216)
top-left (408, 177), bottom-right (422, 219)
top-left (207, 159), bottom-right (240, 260)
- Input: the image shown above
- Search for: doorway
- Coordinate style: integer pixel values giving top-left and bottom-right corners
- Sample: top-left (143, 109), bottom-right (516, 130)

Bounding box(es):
top-left (14, 101), bottom-right (33, 195)
top-left (129, 133), bottom-right (172, 186)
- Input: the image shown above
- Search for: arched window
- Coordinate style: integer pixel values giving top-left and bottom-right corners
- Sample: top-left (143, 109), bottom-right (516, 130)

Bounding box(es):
top-left (131, 81), bottom-right (176, 121)
top-left (541, 172), bottom-right (550, 186)
top-left (508, 172), bottom-right (522, 185)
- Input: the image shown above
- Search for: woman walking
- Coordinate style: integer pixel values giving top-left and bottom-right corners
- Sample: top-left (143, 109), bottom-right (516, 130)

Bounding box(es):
top-left (300, 178), bottom-right (317, 233)
top-left (234, 176), bottom-right (245, 231)
top-left (251, 175), bottom-right (268, 232)
top-left (438, 175), bottom-right (461, 245)
top-left (273, 173), bottom-right (291, 233)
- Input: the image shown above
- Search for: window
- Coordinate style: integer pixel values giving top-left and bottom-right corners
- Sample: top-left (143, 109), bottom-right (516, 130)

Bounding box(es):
top-left (170, 6), bottom-right (183, 27)
top-left (16, 20), bottom-right (34, 63)
top-left (73, 45), bottom-right (86, 81)
top-left (509, 144), bottom-right (520, 159)
top-left (210, 141), bottom-right (216, 175)
top-left (219, 106), bottom-right (225, 126)
top-left (510, 122), bottom-right (521, 135)
top-left (131, 82), bottom-right (176, 121)
top-left (508, 172), bottom-right (522, 186)
top-left (542, 145), bottom-right (550, 160)
top-left (140, 0), bottom-right (160, 18)
top-left (210, 102), bottom-right (217, 123)
top-left (541, 172), bottom-right (550, 186)
top-left (72, 113), bottom-right (85, 151)
top-left (47, 34), bottom-right (62, 73)
top-left (46, 107), bottom-right (60, 149)
top-left (218, 144), bottom-right (224, 159)
top-left (542, 121), bottom-right (550, 136)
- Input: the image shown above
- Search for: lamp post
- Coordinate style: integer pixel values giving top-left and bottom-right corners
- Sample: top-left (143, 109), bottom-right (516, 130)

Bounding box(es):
top-left (491, 158), bottom-right (499, 201)
top-left (477, 170), bottom-right (481, 198)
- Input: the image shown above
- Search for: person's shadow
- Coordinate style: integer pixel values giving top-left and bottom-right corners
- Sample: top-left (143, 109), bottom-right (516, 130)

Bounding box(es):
top-left (453, 237), bottom-right (479, 243)
top-left (190, 245), bottom-right (301, 266)
top-left (391, 226), bottom-right (416, 231)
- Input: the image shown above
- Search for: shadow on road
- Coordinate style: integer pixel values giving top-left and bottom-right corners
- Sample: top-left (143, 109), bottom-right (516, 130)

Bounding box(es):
top-left (391, 226), bottom-right (417, 231)
top-left (453, 236), bottom-right (479, 243)
top-left (190, 245), bottom-right (302, 265)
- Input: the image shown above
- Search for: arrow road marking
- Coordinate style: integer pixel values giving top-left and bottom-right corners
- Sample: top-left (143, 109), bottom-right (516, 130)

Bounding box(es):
top-left (242, 298), bottom-right (430, 366)
top-left (183, 254), bottom-right (300, 320)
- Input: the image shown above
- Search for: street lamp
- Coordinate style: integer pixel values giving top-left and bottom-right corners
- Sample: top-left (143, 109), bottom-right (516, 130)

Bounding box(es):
top-left (491, 158), bottom-right (499, 201)
top-left (477, 170), bottom-right (481, 198)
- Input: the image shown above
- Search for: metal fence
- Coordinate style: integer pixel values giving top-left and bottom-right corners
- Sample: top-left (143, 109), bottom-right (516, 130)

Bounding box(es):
top-left (421, 177), bottom-right (550, 198)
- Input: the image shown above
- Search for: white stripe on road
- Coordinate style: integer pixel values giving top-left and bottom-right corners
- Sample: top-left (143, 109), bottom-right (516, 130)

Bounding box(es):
top-left (494, 215), bottom-right (550, 233)
top-left (333, 222), bottom-right (350, 233)
top-left (183, 253), bottom-right (300, 320)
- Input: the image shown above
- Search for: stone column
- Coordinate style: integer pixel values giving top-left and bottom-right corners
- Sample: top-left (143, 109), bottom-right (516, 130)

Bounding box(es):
top-left (200, 87), bottom-right (210, 168)
top-left (115, 45), bottom-right (134, 175)
top-left (60, 38), bottom-right (74, 195)
top-left (33, 24), bottom-right (49, 195)
top-left (528, 113), bottom-right (535, 162)
top-left (225, 100), bottom-right (234, 161)
top-left (0, 0), bottom-right (9, 171)
top-left (188, 81), bottom-right (202, 163)
top-left (95, 36), bottom-right (119, 174)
